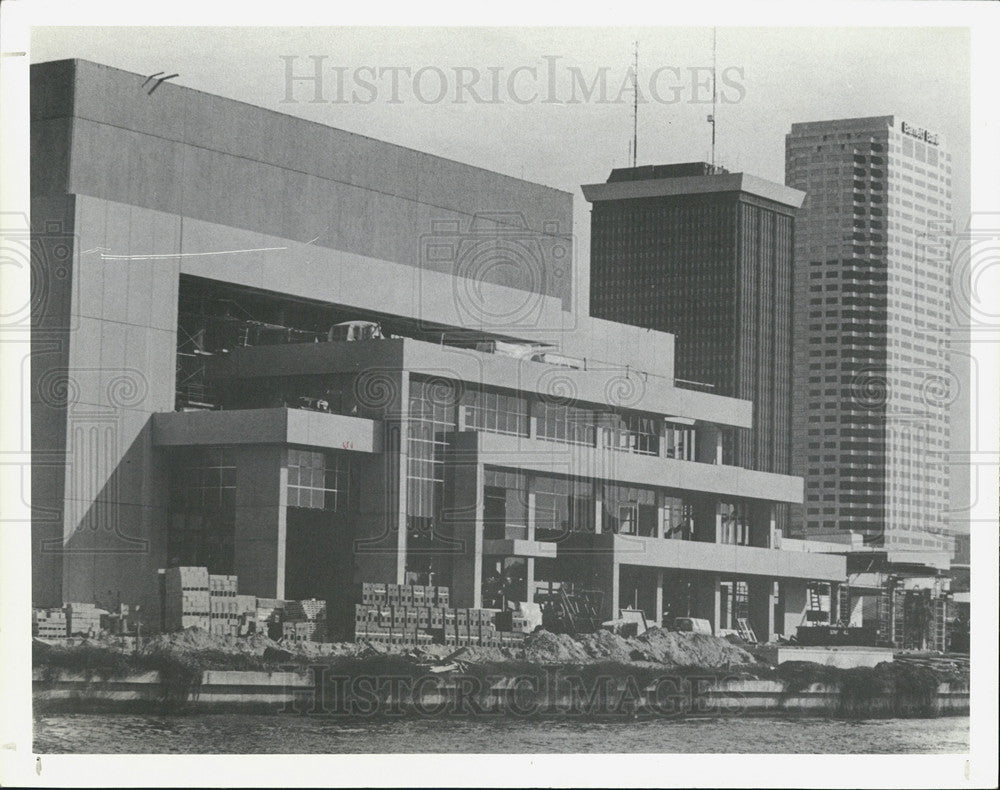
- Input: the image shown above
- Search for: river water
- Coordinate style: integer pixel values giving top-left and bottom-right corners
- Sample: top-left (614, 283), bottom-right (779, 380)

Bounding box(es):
top-left (34, 713), bottom-right (968, 754)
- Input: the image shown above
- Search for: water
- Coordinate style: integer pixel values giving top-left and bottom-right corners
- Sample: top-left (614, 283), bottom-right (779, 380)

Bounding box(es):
top-left (34, 713), bottom-right (969, 754)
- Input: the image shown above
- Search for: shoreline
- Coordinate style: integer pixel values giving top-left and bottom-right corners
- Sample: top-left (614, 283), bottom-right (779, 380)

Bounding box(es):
top-left (32, 631), bottom-right (970, 721)
top-left (33, 665), bottom-right (970, 720)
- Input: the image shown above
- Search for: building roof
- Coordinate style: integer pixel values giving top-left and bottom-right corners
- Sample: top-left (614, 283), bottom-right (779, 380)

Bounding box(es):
top-left (582, 169), bottom-right (805, 209)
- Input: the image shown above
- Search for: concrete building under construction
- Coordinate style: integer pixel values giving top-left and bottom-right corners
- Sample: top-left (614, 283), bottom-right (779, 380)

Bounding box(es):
top-left (30, 59), bottom-right (844, 639)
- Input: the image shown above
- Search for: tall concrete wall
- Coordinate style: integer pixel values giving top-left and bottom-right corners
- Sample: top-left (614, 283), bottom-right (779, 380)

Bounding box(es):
top-left (32, 59), bottom-right (573, 308)
top-left (29, 57), bottom-right (573, 611)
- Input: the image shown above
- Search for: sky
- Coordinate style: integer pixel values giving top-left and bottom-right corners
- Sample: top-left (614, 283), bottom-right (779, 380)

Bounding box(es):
top-left (30, 25), bottom-right (972, 276)
top-left (27, 24), bottom-right (976, 528)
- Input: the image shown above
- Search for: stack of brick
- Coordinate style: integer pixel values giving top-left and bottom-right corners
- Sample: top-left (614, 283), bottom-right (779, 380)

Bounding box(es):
top-left (442, 607), bottom-right (504, 648)
top-left (162, 566), bottom-right (210, 632)
top-left (353, 583), bottom-right (506, 647)
top-left (280, 598), bottom-right (329, 643)
top-left (492, 610), bottom-right (529, 647)
top-left (254, 597), bottom-right (284, 625)
top-left (66, 602), bottom-right (106, 637)
top-left (209, 574), bottom-right (239, 636)
top-left (286, 598), bottom-right (326, 622)
top-left (33, 607), bottom-right (68, 638)
top-left (282, 619), bottom-right (327, 643)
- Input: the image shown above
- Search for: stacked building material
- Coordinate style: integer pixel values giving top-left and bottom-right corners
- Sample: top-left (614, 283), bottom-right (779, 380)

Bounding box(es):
top-left (162, 566), bottom-right (211, 632)
top-left (253, 597), bottom-right (285, 626)
top-left (282, 619), bottom-right (327, 643)
top-left (286, 598), bottom-right (326, 622)
top-left (208, 573), bottom-right (240, 636)
top-left (352, 583), bottom-right (513, 647)
top-left (66, 602), bottom-right (107, 637)
top-left (33, 607), bottom-right (68, 638)
top-left (492, 610), bottom-right (530, 647)
top-left (279, 598), bottom-right (330, 643)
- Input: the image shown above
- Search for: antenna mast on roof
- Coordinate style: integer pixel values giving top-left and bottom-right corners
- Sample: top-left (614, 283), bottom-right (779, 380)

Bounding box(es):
top-left (632, 40), bottom-right (638, 169)
top-left (709, 28), bottom-right (717, 170)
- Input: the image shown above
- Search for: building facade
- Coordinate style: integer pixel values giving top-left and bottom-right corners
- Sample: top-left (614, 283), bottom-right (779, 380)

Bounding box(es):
top-left (29, 59), bottom-right (843, 639)
top-left (785, 117), bottom-right (953, 551)
top-left (582, 163), bottom-right (803, 479)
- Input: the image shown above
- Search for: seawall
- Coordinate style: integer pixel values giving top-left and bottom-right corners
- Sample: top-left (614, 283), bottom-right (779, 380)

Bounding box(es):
top-left (33, 667), bottom-right (970, 719)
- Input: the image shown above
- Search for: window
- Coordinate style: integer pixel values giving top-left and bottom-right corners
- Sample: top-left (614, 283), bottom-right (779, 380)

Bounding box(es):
top-left (602, 483), bottom-right (657, 536)
top-left (719, 500), bottom-right (752, 545)
top-left (664, 422), bottom-right (696, 460)
top-left (534, 474), bottom-right (594, 539)
top-left (287, 448), bottom-right (349, 511)
top-left (407, 376), bottom-right (460, 520)
top-left (461, 385), bottom-right (528, 437)
top-left (483, 467), bottom-right (527, 540)
top-left (168, 447), bottom-right (237, 573)
top-left (536, 401), bottom-right (596, 446)
top-left (662, 496), bottom-right (694, 540)
top-left (602, 412), bottom-right (660, 456)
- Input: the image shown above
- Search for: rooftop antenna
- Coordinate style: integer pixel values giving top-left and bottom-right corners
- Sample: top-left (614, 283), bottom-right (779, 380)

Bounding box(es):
top-left (632, 40), bottom-right (639, 168)
top-left (709, 28), bottom-right (717, 170)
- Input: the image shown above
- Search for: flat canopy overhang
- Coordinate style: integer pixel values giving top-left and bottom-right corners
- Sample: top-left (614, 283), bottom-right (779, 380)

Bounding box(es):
top-left (606, 534), bottom-right (845, 582)
top-left (466, 431), bottom-right (803, 505)
top-left (152, 408), bottom-right (381, 452)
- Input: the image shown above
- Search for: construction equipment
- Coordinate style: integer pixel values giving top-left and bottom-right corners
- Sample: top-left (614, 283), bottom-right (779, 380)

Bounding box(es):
top-left (735, 617), bottom-right (758, 644)
top-left (535, 582), bottom-right (604, 634)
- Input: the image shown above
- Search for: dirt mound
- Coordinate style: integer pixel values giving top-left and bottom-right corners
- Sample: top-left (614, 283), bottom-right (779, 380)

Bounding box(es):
top-left (629, 628), bottom-right (754, 667)
top-left (576, 629), bottom-right (635, 663)
top-left (524, 630), bottom-right (592, 663)
top-left (521, 627), bottom-right (753, 667)
top-left (136, 629), bottom-right (282, 656)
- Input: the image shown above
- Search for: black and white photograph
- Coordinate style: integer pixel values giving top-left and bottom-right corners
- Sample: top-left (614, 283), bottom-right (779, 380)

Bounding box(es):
top-left (1, 2), bottom-right (997, 787)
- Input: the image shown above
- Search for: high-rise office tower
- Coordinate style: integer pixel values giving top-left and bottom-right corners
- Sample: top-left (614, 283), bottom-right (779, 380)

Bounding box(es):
top-left (785, 116), bottom-right (953, 550)
top-left (583, 163), bottom-right (803, 482)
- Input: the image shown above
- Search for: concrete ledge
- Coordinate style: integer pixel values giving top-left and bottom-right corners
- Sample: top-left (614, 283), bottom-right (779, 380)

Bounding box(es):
top-left (755, 646), bottom-right (895, 669)
top-left (609, 534), bottom-right (846, 582)
top-left (152, 408), bottom-right (381, 453)
top-left (33, 668), bottom-right (968, 717)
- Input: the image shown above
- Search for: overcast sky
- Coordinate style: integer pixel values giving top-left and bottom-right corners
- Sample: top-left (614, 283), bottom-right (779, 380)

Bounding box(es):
top-left (28, 24), bottom-right (976, 526)
top-left (31, 26), bottom-right (971, 293)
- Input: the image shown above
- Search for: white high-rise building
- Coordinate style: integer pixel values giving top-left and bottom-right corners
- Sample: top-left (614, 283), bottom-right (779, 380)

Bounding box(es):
top-left (786, 116), bottom-right (953, 551)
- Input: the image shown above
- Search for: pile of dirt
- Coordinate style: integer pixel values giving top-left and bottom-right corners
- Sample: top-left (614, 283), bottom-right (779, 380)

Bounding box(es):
top-left (133, 629), bottom-right (282, 656)
top-left (628, 628), bottom-right (755, 667)
top-left (524, 630), bottom-right (592, 663)
top-left (576, 629), bottom-right (635, 663)
top-left (521, 627), bottom-right (754, 667)
top-left (78, 626), bottom-right (754, 669)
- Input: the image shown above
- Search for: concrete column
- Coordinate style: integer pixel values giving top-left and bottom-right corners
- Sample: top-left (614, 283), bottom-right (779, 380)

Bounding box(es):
top-left (593, 484), bottom-right (603, 535)
top-left (528, 397), bottom-right (538, 440)
top-left (233, 445), bottom-right (285, 599)
top-left (525, 557), bottom-right (535, 605)
top-left (526, 476), bottom-right (536, 541)
top-left (442, 433), bottom-right (484, 609)
top-left (829, 582), bottom-right (840, 624)
top-left (655, 570), bottom-right (664, 627)
top-left (608, 561), bottom-right (620, 621)
top-left (748, 578), bottom-right (777, 643)
top-left (394, 374), bottom-right (411, 584)
top-left (693, 573), bottom-right (721, 634)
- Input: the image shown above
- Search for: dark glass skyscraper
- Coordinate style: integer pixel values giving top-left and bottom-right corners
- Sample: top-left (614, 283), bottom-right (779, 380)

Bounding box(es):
top-left (582, 162), bottom-right (803, 489)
